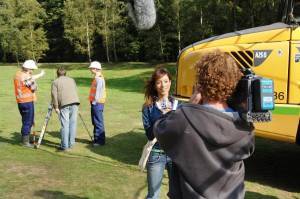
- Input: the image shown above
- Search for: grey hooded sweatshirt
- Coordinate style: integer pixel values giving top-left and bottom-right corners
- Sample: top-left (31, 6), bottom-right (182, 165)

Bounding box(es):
top-left (154, 104), bottom-right (255, 199)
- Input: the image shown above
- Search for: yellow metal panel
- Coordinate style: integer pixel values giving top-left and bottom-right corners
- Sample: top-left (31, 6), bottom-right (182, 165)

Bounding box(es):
top-left (291, 27), bottom-right (300, 41)
top-left (190, 28), bottom-right (290, 51)
top-left (251, 42), bottom-right (289, 104)
top-left (255, 128), bottom-right (296, 143)
top-left (289, 41), bottom-right (300, 104)
top-left (176, 51), bottom-right (200, 97)
top-left (255, 104), bottom-right (300, 143)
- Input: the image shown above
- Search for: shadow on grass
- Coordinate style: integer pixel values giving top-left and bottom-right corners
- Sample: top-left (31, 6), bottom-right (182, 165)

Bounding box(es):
top-left (2, 130), bottom-right (300, 196)
top-left (34, 190), bottom-right (88, 199)
top-left (38, 63), bottom-right (89, 70)
top-left (75, 137), bottom-right (91, 144)
top-left (38, 62), bottom-right (152, 71)
top-left (74, 73), bottom-right (149, 93)
top-left (89, 129), bottom-right (145, 165)
top-left (74, 65), bottom-right (177, 94)
top-left (134, 183), bottom-right (147, 199)
top-left (0, 131), bottom-right (61, 149)
top-left (102, 62), bottom-right (176, 72)
top-left (39, 62), bottom-right (174, 71)
top-left (27, 131), bottom-right (61, 149)
top-left (46, 131), bottom-right (60, 139)
top-left (0, 132), bottom-right (21, 145)
top-left (40, 131), bottom-right (93, 148)
top-left (245, 137), bottom-right (300, 193)
top-left (245, 191), bottom-right (279, 199)
top-left (46, 130), bottom-right (92, 145)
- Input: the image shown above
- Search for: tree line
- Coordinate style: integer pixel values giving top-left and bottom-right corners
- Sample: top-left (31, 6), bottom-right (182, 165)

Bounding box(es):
top-left (0, 0), bottom-right (280, 63)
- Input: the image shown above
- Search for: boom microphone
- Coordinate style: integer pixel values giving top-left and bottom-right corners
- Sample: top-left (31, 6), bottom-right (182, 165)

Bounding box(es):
top-left (127, 0), bottom-right (156, 30)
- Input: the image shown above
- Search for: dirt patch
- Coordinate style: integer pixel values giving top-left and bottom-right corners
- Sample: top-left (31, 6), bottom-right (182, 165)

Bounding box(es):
top-left (5, 163), bottom-right (65, 186)
top-left (4, 163), bottom-right (66, 198)
top-left (6, 164), bottom-right (49, 178)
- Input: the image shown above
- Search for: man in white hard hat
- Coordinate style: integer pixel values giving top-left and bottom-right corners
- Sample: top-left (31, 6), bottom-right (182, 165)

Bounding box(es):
top-left (13, 59), bottom-right (45, 147)
top-left (88, 61), bottom-right (106, 146)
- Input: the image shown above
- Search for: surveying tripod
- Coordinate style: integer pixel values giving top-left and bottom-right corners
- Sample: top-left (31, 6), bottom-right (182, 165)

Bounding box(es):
top-left (34, 104), bottom-right (93, 149)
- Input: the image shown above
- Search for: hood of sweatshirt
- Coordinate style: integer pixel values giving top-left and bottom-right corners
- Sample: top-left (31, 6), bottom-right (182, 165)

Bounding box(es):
top-left (181, 103), bottom-right (254, 149)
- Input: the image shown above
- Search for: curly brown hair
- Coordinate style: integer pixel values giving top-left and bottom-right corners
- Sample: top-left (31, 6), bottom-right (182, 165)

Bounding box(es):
top-left (144, 67), bottom-right (172, 106)
top-left (195, 50), bottom-right (243, 103)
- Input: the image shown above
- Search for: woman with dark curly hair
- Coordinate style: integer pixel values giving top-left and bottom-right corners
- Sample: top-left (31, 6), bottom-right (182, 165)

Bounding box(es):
top-left (154, 50), bottom-right (255, 199)
top-left (142, 67), bottom-right (176, 199)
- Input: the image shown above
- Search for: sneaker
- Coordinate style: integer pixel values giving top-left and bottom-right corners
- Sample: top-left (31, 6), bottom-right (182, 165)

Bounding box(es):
top-left (56, 146), bottom-right (68, 151)
top-left (93, 142), bottom-right (105, 147)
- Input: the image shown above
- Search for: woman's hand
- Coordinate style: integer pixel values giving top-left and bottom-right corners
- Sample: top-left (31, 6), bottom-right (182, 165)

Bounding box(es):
top-left (162, 108), bottom-right (172, 115)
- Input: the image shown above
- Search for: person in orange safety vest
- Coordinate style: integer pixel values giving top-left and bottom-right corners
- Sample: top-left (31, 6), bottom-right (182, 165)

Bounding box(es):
top-left (14, 60), bottom-right (45, 147)
top-left (89, 61), bottom-right (106, 146)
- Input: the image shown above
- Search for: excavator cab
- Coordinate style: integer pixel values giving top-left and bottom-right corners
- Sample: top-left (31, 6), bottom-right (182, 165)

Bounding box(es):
top-left (175, 0), bottom-right (300, 144)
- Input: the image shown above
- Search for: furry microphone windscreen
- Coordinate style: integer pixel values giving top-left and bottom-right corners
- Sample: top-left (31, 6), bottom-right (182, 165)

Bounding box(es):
top-left (128, 0), bottom-right (156, 30)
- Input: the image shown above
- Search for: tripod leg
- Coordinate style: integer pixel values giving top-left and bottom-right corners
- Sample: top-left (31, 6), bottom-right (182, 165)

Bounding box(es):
top-left (78, 112), bottom-right (94, 143)
top-left (35, 105), bottom-right (53, 149)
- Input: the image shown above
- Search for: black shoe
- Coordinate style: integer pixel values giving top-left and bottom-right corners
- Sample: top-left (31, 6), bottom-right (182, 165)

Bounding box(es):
top-left (56, 146), bottom-right (67, 151)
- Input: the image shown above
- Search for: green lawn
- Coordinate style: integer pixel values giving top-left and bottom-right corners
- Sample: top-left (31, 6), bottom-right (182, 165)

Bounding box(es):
top-left (0, 63), bottom-right (299, 199)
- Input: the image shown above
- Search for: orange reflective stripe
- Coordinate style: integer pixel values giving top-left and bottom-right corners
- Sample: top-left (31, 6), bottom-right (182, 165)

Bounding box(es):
top-left (89, 79), bottom-right (97, 102)
top-left (16, 93), bottom-right (33, 99)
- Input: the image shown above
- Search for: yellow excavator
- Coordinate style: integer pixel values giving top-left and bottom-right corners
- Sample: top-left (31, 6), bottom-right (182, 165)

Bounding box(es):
top-left (175, 0), bottom-right (300, 144)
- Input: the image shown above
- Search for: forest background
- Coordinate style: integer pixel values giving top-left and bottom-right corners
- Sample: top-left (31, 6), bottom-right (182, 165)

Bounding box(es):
top-left (0, 0), bottom-right (281, 64)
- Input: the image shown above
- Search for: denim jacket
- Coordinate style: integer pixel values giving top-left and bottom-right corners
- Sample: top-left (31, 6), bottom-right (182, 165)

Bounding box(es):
top-left (142, 97), bottom-right (175, 149)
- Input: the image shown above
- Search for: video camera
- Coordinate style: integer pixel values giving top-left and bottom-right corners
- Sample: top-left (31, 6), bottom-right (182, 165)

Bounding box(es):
top-left (229, 69), bottom-right (274, 123)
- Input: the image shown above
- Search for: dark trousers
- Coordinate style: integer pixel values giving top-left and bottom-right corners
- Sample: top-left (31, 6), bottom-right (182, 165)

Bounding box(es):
top-left (18, 102), bottom-right (34, 136)
top-left (91, 103), bottom-right (105, 144)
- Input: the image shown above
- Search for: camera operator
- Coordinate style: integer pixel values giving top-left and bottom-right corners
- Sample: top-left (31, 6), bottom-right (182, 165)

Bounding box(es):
top-left (153, 50), bottom-right (255, 199)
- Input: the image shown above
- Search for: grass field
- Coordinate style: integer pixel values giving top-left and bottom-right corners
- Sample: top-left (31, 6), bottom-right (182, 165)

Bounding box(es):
top-left (0, 62), bottom-right (300, 199)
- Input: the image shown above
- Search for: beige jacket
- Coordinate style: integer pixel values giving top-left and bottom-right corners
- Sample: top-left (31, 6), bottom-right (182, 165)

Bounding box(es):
top-left (51, 76), bottom-right (80, 109)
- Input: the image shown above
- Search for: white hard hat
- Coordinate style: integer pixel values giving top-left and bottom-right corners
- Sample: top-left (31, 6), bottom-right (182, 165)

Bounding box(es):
top-left (22, 60), bottom-right (38, 70)
top-left (89, 61), bottom-right (102, 69)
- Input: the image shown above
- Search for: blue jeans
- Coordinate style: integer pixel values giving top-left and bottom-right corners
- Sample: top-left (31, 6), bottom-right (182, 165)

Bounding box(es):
top-left (91, 103), bottom-right (105, 144)
top-left (59, 104), bottom-right (78, 149)
top-left (146, 151), bottom-right (172, 199)
top-left (18, 102), bottom-right (34, 136)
